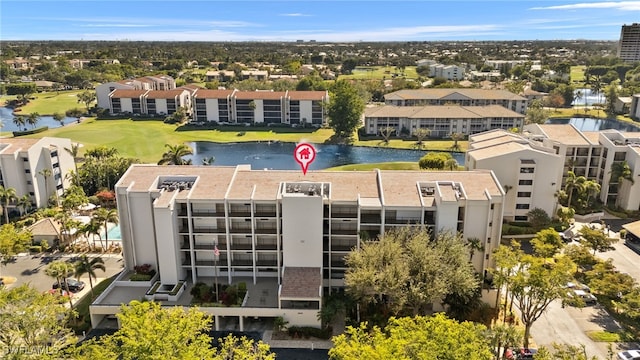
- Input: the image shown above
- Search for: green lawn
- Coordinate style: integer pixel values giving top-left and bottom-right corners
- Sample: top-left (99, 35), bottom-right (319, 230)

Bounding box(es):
top-left (327, 162), bottom-right (421, 171)
top-left (14, 90), bottom-right (86, 115)
top-left (338, 66), bottom-right (419, 80)
top-left (354, 138), bottom-right (468, 151)
top-left (22, 119), bottom-right (334, 162)
top-left (570, 65), bottom-right (586, 84)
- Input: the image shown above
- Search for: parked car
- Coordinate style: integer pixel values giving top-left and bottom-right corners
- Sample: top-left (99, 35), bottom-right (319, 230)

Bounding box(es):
top-left (618, 350), bottom-right (640, 360)
top-left (570, 289), bottom-right (597, 305)
top-left (516, 348), bottom-right (538, 359)
top-left (52, 278), bottom-right (85, 293)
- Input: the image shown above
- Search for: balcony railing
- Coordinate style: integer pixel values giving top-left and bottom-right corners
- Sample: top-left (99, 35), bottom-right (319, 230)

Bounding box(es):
top-left (192, 227), bottom-right (226, 233)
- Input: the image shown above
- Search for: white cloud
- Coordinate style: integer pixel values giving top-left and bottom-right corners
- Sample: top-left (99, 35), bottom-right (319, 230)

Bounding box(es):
top-left (530, 1), bottom-right (640, 11)
top-left (280, 13), bottom-right (311, 17)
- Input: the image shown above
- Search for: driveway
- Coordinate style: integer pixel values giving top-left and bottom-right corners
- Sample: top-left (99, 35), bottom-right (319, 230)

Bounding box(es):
top-left (1, 252), bottom-right (124, 305)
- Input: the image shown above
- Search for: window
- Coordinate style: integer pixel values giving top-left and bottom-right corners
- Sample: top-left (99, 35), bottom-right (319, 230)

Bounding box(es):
top-left (518, 180), bottom-right (533, 185)
top-left (515, 216), bottom-right (528, 221)
top-left (516, 204), bottom-right (530, 209)
top-left (517, 192), bottom-right (531, 197)
top-left (25, 169), bottom-right (30, 174)
top-left (520, 167), bottom-right (534, 173)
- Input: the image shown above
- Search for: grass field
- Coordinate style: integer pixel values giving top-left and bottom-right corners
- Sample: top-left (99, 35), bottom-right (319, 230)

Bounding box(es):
top-left (570, 65), bottom-right (586, 84)
top-left (338, 66), bottom-right (419, 80)
top-left (327, 162), bottom-right (421, 171)
top-left (13, 90), bottom-right (86, 115)
top-left (354, 138), bottom-right (468, 151)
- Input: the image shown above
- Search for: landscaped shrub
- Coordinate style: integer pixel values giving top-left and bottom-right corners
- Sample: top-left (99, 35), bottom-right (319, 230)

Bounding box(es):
top-left (287, 326), bottom-right (331, 340)
top-left (131, 264), bottom-right (156, 281)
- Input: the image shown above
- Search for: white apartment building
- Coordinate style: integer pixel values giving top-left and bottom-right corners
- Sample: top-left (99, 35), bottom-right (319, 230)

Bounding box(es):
top-left (90, 164), bottom-right (504, 328)
top-left (193, 89), bottom-right (328, 126)
top-left (384, 89), bottom-right (528, 114)
top-left (467, 130), bottom-right (564, 220)
top-left (0, 137), bottom-right (74, 210)
top-left (96, 75), bottom-right (177, 109)
top-left (108, 89), bottom-right (192, 116)
top-left (468, 125), bottom-right (640, 213)
top-left (429, 64), bottom-right (465, 81)
top-left (364, 105), bottom-right (524, 137)
top-left (618, 23), bottom-right (640, 62)
top-left (630, 94), bottom-right (640, 120)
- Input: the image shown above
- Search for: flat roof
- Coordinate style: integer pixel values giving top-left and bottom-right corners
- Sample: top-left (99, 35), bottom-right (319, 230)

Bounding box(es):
top-left (117, 165), bottom-right (502, 206)
top-left (535, 124), bottom-right (595, 146)
top-left (623, 220), bottom-right (640, 237)
top-left (0, 138), bottom-right (39, 154)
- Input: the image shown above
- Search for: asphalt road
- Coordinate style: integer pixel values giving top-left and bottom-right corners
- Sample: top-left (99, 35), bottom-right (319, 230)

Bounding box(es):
top-left (1, 252), bottom-right (124, 302)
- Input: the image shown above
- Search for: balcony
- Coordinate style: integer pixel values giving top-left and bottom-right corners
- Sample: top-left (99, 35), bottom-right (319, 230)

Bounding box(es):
top-left (231, 259), bottom-right (253, 267)
top-left (193, 227), bottom-right (226, 234)
top-left (230, 242), bottom-right (253, 251)
top-left (360, 214), bottom-right (381, 224)
top-left (194, 243), bottom-right (227, 251)
top-left (385, 218), bottom-right (422, 225)
top-left (229, 227), bottom-right (252, 234)
top-left (228, 211), bottom-right (251, 218)
top-left (191, 209), bottom-right (220, 217)
top-left (255, 242), bottom-right (278, 251)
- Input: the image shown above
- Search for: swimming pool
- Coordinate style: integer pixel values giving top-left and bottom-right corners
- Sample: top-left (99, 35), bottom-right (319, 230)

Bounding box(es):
top-left (103, 224), bottom-right (122, 241)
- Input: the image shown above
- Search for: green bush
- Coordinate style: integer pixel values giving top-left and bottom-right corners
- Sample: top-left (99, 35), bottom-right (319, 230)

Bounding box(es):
top-left (28, 245), bottom-right (42, 253)
top-left (287, 326), bottom-right (332, 340)
top-left (129, 273), bottom-right (153, 281)
top-left (13, 126), bottom-right (48, 137)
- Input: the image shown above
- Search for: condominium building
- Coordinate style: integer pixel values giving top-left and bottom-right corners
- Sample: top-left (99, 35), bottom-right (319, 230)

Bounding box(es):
top-left (96, 75), bottom-right (177, 109)
top-left (0, 137), bottom-right (74, 210)
top-left (192, 89), bottom-right (328, 126)
top-left (384, 89), bottom-right (527, 114)
top-left (429, 64), bottom-right (465, 81)
top-left (467, 125), bottom-right (640, 214)
top-left (618, 23), bottom-right (640, 62)
top-left (108, 89), bottom-right (192, 116)
top-left (363, 104), bottom-right (524, 137)
top-left (90, 164), bottom-right (503, 328)
top-left (467, 130), bottom-right (564, 221)
top-left (630, 94), bottom-right (640, 120)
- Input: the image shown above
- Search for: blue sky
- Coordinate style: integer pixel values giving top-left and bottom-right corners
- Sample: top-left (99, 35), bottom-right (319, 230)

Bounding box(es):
top-left (2, 1), bottom-right (639, 41)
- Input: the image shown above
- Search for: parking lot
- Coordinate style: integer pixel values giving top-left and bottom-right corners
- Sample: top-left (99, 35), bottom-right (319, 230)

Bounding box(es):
top-left (1, 252), bottom-right (124, 305)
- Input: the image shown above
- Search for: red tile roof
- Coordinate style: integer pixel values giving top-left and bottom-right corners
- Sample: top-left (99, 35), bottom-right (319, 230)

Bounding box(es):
top-left (146, 89), bottom-right (186, 99)
top-left (235, 91), bottom-right (286, 100)
top-left (194, 89), bottom-right (236, 99)
top-left (280, 267), bottom-right (322, 299)
top-left (110, 89), bottom-right (147, 98)
top-left (288, 91), bottom-right (327, 101)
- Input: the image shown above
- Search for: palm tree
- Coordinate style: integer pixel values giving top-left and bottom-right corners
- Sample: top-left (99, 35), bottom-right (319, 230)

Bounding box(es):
top-left (26, 112), bottom-right (40, 129)
top-left (609, 161), bottom-right (634, 205)
top-left (450, 132), bottom-right (464, 151)
top-left (82, 219), bottom-right (103, 251)
top-left (158, 143), bottom-right (193, 165)
top-left (39, 168), bottom-right (55, 206)
top-left (584, 180), bottom-right (601, 208)
top-left (414, 128), bottom-right (431, 149)
top-left (74, 255), bottom-right (105, 298)
top-left (45, 260), bottom-right (75, 310)
top-left (12, 115), bottom-right (26, 131)
top-left (444, 158), bottom-right (459, 171)
top-left (64, 143), bottom-right (82, 175)
top-left (94, 208), bottom-right (118, 250)
top-left (466, 237), bottom-right (485, 262)
top-left (0, 186), bottom-right (17, 224)
top-left (564, 171), bottom-right (586, 209)
top-left (52, 112), bottom-right (65, 127)
top-left (16, 195), bottom-right (32, 216)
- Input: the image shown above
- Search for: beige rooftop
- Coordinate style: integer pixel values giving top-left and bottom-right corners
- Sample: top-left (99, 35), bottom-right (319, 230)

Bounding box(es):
top-left (117, 165), bottom-right (502, 206)
top-left (365, 105), bottom-right (524, 119)
top-left (533, 124), bottom-right (597, 146)
top-left (384, 88), bottom-right (526, 101)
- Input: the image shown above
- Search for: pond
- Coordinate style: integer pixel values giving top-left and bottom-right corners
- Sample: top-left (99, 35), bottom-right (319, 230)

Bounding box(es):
top-left (571, 88), bottom-right (603, 106)
top-left (545, 117), bottom-right (640, 132)
top-left (0, 106), bottom-right (77, 132)
top-left (186, 141), bottom-right (466, 170)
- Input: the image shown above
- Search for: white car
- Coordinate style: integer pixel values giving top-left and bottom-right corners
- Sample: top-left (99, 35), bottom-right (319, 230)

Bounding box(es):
top-left (618, 350), bottom-right (640, 360)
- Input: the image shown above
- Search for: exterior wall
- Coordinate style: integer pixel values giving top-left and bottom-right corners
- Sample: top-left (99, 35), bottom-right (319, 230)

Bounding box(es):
top-left (96, 82), bottom-right (132, 109)
top-left (119, 98), bottom-right (133, 113)
top-left (254, 99), bottom-right (264, 123)
top-left (618, 23), bottom-right (640, 62)
top-left (126, 192), bottom-right (159, 270)
top-left (281, 195), bottom-right (323, 268)
top-left (206, 99), bottom-right (220, 122)
top-left (631, 95), bottom-right (640, 119)
top-left (619, 149), bottom-right (640, 210)
top-left (299, 101), bottom-right (313, 124)
top-left (154, 203), bottom-right (183, 284)
top-left (0, 137), bottom-right (73, 209)
top-left (364, 116), bottom-right (524, 137)
top-left (155, 99), bottom-right (168, 115)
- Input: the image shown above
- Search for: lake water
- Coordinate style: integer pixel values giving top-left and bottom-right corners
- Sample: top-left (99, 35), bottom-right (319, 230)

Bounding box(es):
top-left (546, 117), bottom-right (640, 132)
top-left (187, 141), bottom-right (465, 170)
top-left (571, 88), bottom-right (602, 106)
top-left (0, 106), bottom-right (77, 132)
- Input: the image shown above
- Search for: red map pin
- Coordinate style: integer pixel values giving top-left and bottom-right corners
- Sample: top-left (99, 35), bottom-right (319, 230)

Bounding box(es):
top-left (294, 143), bottom-right (316, 175)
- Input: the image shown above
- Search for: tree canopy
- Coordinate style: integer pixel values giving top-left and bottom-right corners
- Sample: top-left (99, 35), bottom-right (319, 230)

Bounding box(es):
top-left (345, 227), bottom-right (479, 318)
top-left (327, 80), bottom-right (366, 141)
top-left (418, 152), bottom-right (454, 170)
top-left (329, 313), bottom-right (493, 360)
top-left (0, 224), bottom-right (31, 271)
top-left (72, 301), bottom-right (274, 360)
top-left (0, 285), bottom-right (75, 358)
